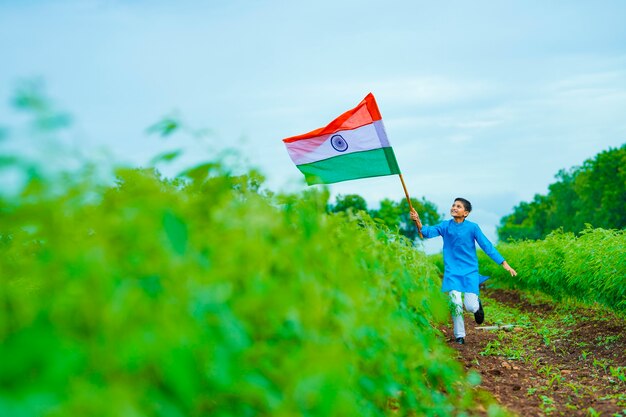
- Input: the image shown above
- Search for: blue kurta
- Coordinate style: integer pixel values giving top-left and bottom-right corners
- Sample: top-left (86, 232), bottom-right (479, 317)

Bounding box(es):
top-left (421, 219), bottom-right (504, 294)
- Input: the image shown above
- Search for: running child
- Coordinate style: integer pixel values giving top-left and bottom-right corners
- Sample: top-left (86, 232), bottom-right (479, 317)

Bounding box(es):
top-left (410, 198), bottom-right (517, 344)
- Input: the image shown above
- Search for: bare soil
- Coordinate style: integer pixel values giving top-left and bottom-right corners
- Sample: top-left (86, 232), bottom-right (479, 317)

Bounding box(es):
top-left (444, 288), bottom-right (626, 416)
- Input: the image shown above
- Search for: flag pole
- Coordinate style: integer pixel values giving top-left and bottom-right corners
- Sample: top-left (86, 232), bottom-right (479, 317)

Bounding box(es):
top-left (398, 174), bottom-right (423, 239)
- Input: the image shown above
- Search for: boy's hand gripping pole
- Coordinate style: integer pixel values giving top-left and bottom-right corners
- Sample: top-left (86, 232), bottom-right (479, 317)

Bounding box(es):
top-left (398, 174), bottom-right (423, 239)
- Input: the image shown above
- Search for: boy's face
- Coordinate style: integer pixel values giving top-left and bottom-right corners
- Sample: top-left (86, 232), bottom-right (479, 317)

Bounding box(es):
top-left (450, 200), bottom-right (469, 220)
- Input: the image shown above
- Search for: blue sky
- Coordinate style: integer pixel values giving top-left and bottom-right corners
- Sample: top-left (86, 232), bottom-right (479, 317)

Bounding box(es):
top-left (2, 1), bottom-right (626, 249)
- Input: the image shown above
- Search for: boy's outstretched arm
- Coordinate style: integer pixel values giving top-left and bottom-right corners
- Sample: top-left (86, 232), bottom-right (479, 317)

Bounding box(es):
top-left (502, 261), bottom-right (517, 277)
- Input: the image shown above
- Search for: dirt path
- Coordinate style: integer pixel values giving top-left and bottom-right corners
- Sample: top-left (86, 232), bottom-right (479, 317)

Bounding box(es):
top-left (443, 288), bottom-right (626, 416)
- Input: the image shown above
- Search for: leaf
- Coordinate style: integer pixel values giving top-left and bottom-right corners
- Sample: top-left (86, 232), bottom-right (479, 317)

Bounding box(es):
top-left (177, 162), bottom-right (217, 182)
top-left (162, 210), bottom-right (188, 255)
top-left (149, 149), bottom-right (183, 166)
top-left (146, 117), bottom-right (180, 138)
top-left (0, 156), bottom-right (19, 168)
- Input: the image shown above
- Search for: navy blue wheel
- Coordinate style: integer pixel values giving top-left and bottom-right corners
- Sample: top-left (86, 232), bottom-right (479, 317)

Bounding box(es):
top-left (330, 134), bottom-right (349, 152)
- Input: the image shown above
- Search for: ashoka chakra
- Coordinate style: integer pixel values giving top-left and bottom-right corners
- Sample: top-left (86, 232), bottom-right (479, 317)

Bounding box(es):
top-left (330, 134), bottom-right (349, 152)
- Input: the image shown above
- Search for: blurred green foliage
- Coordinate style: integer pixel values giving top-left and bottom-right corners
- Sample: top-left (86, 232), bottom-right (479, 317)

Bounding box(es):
top-left (498, 144), bottom-right (626, 241)
top-left (329, 193), bottom-right (368, 214)
top-left (0, 145), bottom-right (495, 416)
top-left (12, 79), bottom-right (72, 131)
top-left (480, 228), bottom-right (626, 313)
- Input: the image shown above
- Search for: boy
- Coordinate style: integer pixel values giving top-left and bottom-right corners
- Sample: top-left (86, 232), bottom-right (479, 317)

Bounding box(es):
top-left (410, 198), bottom-right (517, 345)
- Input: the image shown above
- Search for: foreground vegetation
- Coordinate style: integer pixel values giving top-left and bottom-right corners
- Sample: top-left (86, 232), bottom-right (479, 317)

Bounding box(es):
top-left (0, 162), bottom-right (507, 416)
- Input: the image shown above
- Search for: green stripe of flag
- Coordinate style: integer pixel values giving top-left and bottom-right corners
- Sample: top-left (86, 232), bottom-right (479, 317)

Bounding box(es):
top-left (297, 147), bottom-right (400, 185)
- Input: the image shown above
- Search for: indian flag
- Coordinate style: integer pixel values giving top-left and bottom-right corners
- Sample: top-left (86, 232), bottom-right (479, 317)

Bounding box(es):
top-left (283, 93), bottom-right (401, 185)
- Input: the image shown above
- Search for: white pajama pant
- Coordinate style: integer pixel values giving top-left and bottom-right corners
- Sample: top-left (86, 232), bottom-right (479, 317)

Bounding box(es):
top-left (449, 290), bottom-right (480, 338)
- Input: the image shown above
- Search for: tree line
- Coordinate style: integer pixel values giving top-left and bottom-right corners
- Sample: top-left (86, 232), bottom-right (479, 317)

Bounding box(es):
top-left (328, 194), bottom-right (442, 242)
top-left (497, 143), bottom-right (626, 241)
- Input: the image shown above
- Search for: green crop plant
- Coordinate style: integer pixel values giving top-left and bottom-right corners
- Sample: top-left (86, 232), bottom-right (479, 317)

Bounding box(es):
top-left (537, 325), bottom-right (554, 347)
top-left (593, 358), bottom-right (611, 374)
top-left (479, 227), bottom-right (626, 314)
top-left (480, 340), bottom-right (503, 357)
top-left (596, 335), bottom-right (620, 347)
top-left (610, 366), bottom-right (626, 383)
top-left (502, 346), bottom-right (524, 361)
top-left (587, 407), bottom-right (601, 417)
top-left (0, 154), bottom-right (508, 416)
top-left (546, 373), bottom-right (564, 390)
top-left (538, 365), bottom-right (555, 377)
top-left (565, 382), bottom-right (581, 396)
top-left (539, 395), bottom-right (556, 415)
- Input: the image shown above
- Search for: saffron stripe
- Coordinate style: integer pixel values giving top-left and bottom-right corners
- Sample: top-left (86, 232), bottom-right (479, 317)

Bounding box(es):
top-left (285, 121), bottom-right (388, 166)
top-left (283, 93), bottom-right (382, 143)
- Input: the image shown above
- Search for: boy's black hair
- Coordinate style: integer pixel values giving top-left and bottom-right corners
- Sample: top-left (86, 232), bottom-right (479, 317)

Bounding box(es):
top-left (455, 197), bottom-right (472, 213)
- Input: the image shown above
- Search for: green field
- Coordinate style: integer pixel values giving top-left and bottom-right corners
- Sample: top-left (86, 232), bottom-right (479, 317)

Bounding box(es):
top-left (1, 164), bottom-right (512, 416)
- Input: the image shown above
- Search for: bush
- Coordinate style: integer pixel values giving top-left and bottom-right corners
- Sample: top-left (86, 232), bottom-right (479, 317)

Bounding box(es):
top-left (0, 164), bottom-right (491, 416)
top-left (480, 228), bottom-right (626, 313)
